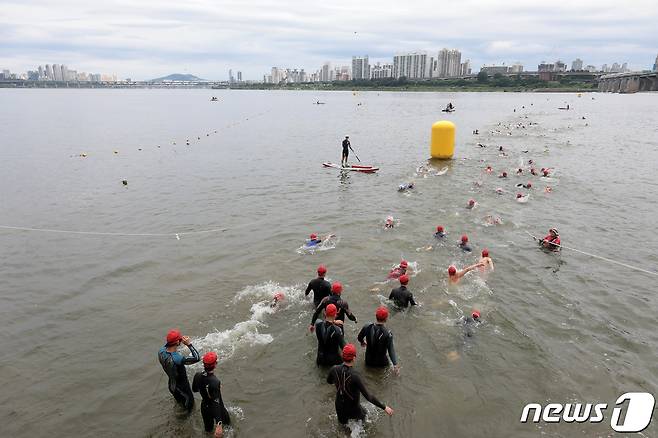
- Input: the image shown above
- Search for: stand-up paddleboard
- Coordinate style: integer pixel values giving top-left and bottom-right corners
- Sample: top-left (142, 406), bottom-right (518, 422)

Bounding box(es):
top-left (323, 162), bottom-right (379, 173)
top-left (441, 109), bottom-right (455, 112)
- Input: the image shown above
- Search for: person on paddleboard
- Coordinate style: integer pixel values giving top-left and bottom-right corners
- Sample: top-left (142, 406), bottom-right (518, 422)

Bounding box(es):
top-left (341, 136), bottom-right (353, 166)
top-left (327, 344), bottom-right (394, 424)
top-left (305, 264), bottom-right (332, 307)
top-left (192, 352), bottom-right (231, 437)
top-left (158, 329), bottom-right (200, 412)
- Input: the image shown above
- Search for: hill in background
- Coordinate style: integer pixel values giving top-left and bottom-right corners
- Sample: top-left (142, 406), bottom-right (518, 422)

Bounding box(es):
top-left (149, 73), bottom-right (207, 82)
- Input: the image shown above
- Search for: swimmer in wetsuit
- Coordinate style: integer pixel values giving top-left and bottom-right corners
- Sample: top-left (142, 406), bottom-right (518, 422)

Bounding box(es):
top-left (157, 329), bottom-right (200, 412)
top-left (309, 282), bottom-right (357, 331)
top-left (435, 225), bottom-right (446, 239)
top-left (466, 199), bottom-right (477, 209)
top-left (327, 344), bottom-right (394, 424)
top-left (315, 304), bottom-right (346, 366)
top-left (459, 234), bottom-right (472, 252)
top-left (388, 275), bottom-right (416, 308)
top-left (192, 352), bottom-right (231, 437)
top-left (305, 264), bottom-right (331, 307)
top-left (357, 306), bottom-right (399, 374)
top-left (461, 310), bottom-right (481, 337)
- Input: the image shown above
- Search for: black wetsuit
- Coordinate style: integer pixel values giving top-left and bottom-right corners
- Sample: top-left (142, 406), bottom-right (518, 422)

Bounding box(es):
top-left (389, 285), bottom-right (417, 308)
top-left (305, 277), bottom-right (332, 307)
top-left (461, 316), bottom-right (478, 337)
top-left (357, 323), bottom-right (398, 367)
top-left (157, 344), bottom-right (200, 411)
top-left (434, 231), bottom-right (446, 239)
top-left (459, 242), bottom-right (472, 252)
top-left (192, 370), bottom-right (231, 431)
top-left (327, 364), bottom-right (386, 424)
top-left (315, 320), bottom-right (346, 366)
top-left (311, 294), bottom-right (357, 325)
top-left (342, 139), bottom-right (350, 162)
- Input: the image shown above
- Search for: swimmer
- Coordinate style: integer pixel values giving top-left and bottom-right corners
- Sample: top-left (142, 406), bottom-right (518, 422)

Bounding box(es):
top-left (388, 275), bottom-right (416, 308)
top-left (384, 216), bottom-right (395, 229)
top-left (158, 329), bottom-right (200, 412)
top-left (387, 260), bottom-right (409, 279)
top-left (499, 171), bottom-right (508, 178)
top-left (305, 264), bottom-right (332, 307)
top-left (435, 225), bottom-right (446, 239)
top-left (515, 182), bottom-right (532, 189)
top-left (499, 146), bottom-right (503, 152)
top-left (461, 310), bottom-right (481, 337)
top-left (458, 235), bottom-right (472, 252)
top-left (192, 352), bottom-right (231, 437)
top-left (545, 186), bottom-right (553, 193)
top-left (447, 263), bottom-right (484, 284)
top-left (309, 282), bottom-right (357, 331)
top-left (530, 168), bottom-right (538, 176)
top-left (478, 249), bottom-right (495, 272)
top-left (306, 233), bottom-right (322, 247)
top-left (357, 306), bottom-right (400, 375)
top-left (495, 187), bottom-right (504, 195)
top-left (398, 182), bottom-right (414, 192)
top-left (528, 159), bottom-right (534, 165)
top-left (466, 199), bottom-right (477, 209)
top-left (516, 193), bottom-right (529, 203)
top-left (539, 228), bottom-right (561, 251)
top-left (483, 215), bottom-right (502, 226)
top-left (315, 304), bottom-right (346, 366)
top-left (516, 168), bottom-right (523, 175)
top-left (270, 291), bottom-right (285, 308)
top-left (485, 165), bottom-right (493, 174)
top-left (327, 344), bottom-right (394, 425)
top-left (542, 169), bottom-right (550, 177)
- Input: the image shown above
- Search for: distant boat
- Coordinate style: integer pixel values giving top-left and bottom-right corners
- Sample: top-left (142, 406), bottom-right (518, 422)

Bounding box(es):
top-left (210, 97), bottom-right (218, 101)
top-left (315, 101), bottom-right (325, 105)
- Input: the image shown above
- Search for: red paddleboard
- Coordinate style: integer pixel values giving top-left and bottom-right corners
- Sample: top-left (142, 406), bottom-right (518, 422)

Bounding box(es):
top-left (323, 162), bottom-right (379, 173)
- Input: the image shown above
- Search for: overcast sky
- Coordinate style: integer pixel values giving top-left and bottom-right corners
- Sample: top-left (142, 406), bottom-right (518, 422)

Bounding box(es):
top-left (1, 0), bottom-right (657, 80)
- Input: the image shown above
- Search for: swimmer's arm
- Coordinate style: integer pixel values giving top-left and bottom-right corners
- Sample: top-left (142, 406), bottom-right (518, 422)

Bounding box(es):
top-left (387, 334), bottom-right (398, 366)
top-left (346, 310), bottom-right (357, 323)
top-left (326, 369), bottom-right (335, 385)
top-left (409, 294), bottom-right (417, 306)
top-left (355, 375), bottom-right (386, 410)
top-left (489, 260), bottom-right (495, 271)
top-left (357, 325), bottom-right (367, 346)
top-left (304, 281), bottom-right (313, 296)
top-left (183, 344), bottom-right (200, 364)
top-left (310, 302), bottom-right (325, 326)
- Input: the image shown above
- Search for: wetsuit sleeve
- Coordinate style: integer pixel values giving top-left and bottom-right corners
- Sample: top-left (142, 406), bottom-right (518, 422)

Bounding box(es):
top-left (192, 372), bottom-right (201, 392)
top-left (357, 325), bottom-right (367, 344)
top-left (311, 299), bottom-right (327, 325)
top-left (387, 333), bottom-right (398, 366)
top-left (183, 344), bottom-right (201, 365)
top-left (326, 367), bottom-right (335, 385)
top-left (388, 290), bottom-right (394, 300)
top-left (410, 294), bottom-right (417, 306)
top-left (305, 281), bottom-right (313, 296)
top-left (346, 311), bottom-right (357, 323)
top-left (353, 374), bottom-right (386, 410)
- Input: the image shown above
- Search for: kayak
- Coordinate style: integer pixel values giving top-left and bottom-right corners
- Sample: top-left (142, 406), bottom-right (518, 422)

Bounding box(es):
top-left (441, 109), bottom-right (455, 112)
top-left (323, 162), bottom-right (379, 173)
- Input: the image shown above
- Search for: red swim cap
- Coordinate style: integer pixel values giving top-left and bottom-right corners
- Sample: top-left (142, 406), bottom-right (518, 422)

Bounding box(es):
top-left (468, 199), bottom-right (475, 205)
top-left (527, 182), bottom-right (532, 188)
top-left (342, 343), bottom-right (357, 361)
top-left (437, 225), bottom-right (444, 232)
top-left (166, 329), bottom-right (182, 345)
top-left (461, 235), bottom-right (468, 243)
top-left (448, 266), bottom-right (457, 275)
top-left (317, 264), bottom-right (327, 275)
top-left (482, 248), bottom-right (489, 257)
top-left (203, 351), bottom-right (218, 366)
top-left (516, 193), bottom-right (523, 198)
top-left (400, 260), bottom-right (408, 268)
top-left (502, 172), bottom-right (507, 177)
top-left (325, 303), bottom-right (337, 317)
top-left (332, 282), bottom-right (343, 294)
top-left (273, 292), bottom-right (284, 301)
top-left (310, 233), bottom-right (317, 240)
top-left (472, 310), bottom-right (481, 319)
top-left (375, 306), bottom-right (389, 321)
top-left (399, 274), bottom-right (409, 285)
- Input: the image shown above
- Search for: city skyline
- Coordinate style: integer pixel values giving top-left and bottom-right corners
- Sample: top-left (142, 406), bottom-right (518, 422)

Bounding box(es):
top-left (1, 0), bottom-right (657, 80)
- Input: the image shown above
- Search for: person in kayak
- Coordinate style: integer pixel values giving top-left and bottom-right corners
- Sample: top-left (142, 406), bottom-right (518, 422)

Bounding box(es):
top-left (305, 264), bottom-right (331, 307)
top-left (309, 282), bottom-right (357, 331)
top-left (192, 352), bottom-right (231, 437)
top-left (387, 260), bottom-right (409, 279)
top-left (157, 329), bottom-right (200, 412)
top-left (448, 263), bottom-right (484, 284)
top-left (540, 228), bottom-right (561, 251)
top-left (389, 275), bottom-right (416, 308)
top-left (459, 235), bottom-right (472, 252)
top-left (341, 136), bottom-right (353, 166)
top-left (315, 304), bottom-right (346, 366)
top-left (357, 306), bottom-right (399, 374)
top-left (327, 344), bottom-right (394, 424)
top-left (435, 225), bottom-right (446, 239)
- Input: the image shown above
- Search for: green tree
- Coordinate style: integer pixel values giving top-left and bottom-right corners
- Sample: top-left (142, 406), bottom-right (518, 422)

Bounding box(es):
top-left (477, 71), bottom-right (489, 83)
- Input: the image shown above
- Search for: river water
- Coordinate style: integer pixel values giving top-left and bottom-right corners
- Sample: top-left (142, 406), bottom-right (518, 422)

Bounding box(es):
top-left (1, 89), bottom-right (657, 437)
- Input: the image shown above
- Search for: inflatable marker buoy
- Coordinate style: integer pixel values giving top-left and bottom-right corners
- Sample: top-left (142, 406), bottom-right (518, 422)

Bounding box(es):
top-left (430, 121), bottom-right (455, 159)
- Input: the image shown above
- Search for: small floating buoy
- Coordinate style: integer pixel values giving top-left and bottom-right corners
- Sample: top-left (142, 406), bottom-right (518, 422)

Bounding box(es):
top-left (80, 153), bottom-right (87, 158)
top-left (122, 180), bottom-right (128, 186)
top-left (138, 148), bottom-right (142, 151)
top-left (113, 150), bottom-right (118, 154)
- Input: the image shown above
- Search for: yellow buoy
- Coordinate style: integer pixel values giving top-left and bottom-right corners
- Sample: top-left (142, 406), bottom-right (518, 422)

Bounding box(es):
top-left (430, 120), bottom-right (455, 159)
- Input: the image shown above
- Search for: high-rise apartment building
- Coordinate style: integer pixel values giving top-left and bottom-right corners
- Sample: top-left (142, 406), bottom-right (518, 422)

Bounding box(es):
top-left (433, 49), bottom-right (462, 78)
top-left (320, 62), bottom-right (332, 82)
top-left (351, 56), bottom-right (370, 80)
top-left (237, 71), bottom-right (242, 82)
top-left (45, 64), bottom-right (53, 80)
top-left (370, 62), bottom-right (393, 79)
top-left (654, 54), bottom-right (658, 72)
top-left (510, 63), bottom-right (523, 73)
top-left (571, 58), bottom-right (583, 71)
top-left (393, 52), bottom-right (428, 79)
top-left (460, 59), bottom-right (472, 76)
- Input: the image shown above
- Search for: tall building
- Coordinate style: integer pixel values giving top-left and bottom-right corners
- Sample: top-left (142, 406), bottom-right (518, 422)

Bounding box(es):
top-left (320, 62), bottom-right (332, 82)
top-left (571, 58), bottom-right (583, 71)
top-left (393, 52), bottom-right (428, 79)
top-left (459, 59), bottom-right (472, 76)
top-left (601, 64), bottom-right (609, 72)
top-left (45, 64), bottom-right (53, 80)
top-left (60, 64), bottom-right (68, 81)
top-left (432, 49), bottom-right (462, 78)
top-left (370, 62), bottom-right (393, 79)
top-left (585, 65), bottom-right (597, 72)
top-left (480, 65), bottom-right (510, 75)
top-left (510, 62), bottom-right (523, 73)
top-left (237, 71), bottom-right (242, 82)
top-left (654, 54), bottom-right (658, 71)
top-left (351, 56), bottom-right (370, 80)
top-left (611, 62), bottom-right (621, 72)
top-left (271, 67), bottom-right (285, 84)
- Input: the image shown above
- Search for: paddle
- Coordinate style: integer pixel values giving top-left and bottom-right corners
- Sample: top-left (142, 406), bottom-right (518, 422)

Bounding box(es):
top-left (349, 145), bottom-right (361, 162)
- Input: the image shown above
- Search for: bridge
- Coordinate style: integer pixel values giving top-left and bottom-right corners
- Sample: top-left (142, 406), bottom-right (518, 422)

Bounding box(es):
top-left (598, 71), bottom-right (658, 93)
